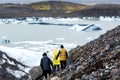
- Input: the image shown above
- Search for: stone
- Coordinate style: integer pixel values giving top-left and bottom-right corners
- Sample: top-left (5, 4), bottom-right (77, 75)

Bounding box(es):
top-left (29, 66), bottom-right (43, 80)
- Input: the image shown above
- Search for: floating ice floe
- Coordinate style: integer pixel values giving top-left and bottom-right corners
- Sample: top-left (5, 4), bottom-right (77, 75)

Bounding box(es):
top-left (0, 17), bottom-right (120, 24)
top-left (69, 24), bottom-right (86, 31)
top-left (99, 16), bottom-right (115, 21)
top-left (82, 24), bottom-right (102, 31)
top-left (69, 24), bottom-right (102, 31)
top-left (1, 36), bottom-right (11, 44)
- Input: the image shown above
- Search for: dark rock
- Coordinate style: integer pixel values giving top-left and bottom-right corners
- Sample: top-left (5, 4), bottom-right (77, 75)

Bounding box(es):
top-left (29, 66), bottom-right (43, 80)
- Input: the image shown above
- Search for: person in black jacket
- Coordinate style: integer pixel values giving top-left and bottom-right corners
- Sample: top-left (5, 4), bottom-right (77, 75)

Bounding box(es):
top-left (40, 53), bottom-right (54, 79)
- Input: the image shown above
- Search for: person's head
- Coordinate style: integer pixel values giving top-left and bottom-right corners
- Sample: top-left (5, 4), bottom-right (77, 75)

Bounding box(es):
top-left (60, 45), bottom-right (64, 48)
top-left (43, 53), bottom-right (47, 56)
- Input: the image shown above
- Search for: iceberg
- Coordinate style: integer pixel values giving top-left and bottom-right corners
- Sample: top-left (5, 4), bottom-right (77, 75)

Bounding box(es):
top-left (82, 24), bottom-right (102, 31)
top-left (69, 24), bottom-right (102, 31)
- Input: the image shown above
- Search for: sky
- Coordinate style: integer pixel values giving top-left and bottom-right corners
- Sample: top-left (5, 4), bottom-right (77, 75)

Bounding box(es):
top-left (0, 0), bottom-right (120, 4)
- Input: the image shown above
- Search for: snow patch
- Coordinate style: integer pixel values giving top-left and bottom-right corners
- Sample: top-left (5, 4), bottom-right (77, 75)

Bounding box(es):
top-left (6, 67), bottom-right (26, 78)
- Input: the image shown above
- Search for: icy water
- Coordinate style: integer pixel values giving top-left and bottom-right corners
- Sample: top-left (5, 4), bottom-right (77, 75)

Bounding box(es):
top-left (0, 20), bottom-right (120, 45)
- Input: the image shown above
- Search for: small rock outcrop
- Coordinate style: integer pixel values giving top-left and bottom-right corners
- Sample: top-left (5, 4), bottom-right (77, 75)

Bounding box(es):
top-left (29, 66), bottom-right (43, 80)
top-left (0, 51), bottom-right (29, 80)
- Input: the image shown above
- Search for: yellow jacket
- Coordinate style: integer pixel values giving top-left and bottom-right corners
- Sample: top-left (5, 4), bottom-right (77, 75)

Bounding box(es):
top-left (52, 48), bottom-right (60, 65)
top-left (59, 48), bottom-right (67, 61)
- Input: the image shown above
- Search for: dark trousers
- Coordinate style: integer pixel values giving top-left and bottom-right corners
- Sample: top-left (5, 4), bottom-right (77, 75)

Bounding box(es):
top-left (43, 70), bottom-right (51, 79)
top-left (60, 60), bottom-right (66, 70)
top-left (35, 70), bottom-right (51, 80)
top-left (54, 65), bottom-right (59, 71)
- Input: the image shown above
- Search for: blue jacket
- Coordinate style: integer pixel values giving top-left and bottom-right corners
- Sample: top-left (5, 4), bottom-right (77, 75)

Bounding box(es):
top-left (40, 56), bottom-right (53, 71)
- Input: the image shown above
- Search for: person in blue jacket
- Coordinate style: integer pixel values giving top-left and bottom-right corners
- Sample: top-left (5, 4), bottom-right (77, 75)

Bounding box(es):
top-left (40, 53), bottom-right (54, 79)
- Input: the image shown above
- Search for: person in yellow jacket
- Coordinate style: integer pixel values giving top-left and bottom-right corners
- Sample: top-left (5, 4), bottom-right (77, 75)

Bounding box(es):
top-left (52, 48), bottom-right (60, 71)
top-left (56, 45), bottom-right (68, 70)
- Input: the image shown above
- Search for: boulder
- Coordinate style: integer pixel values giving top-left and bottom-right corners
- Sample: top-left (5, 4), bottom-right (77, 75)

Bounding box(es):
top-left (29, 66), bottom-right (43, 80)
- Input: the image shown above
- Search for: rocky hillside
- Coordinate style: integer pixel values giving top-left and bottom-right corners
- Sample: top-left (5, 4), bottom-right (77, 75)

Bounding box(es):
top-left (71, 4), bottom-right (120, 17)
top-left (0, 1), bottom-right (87, 18)
top-left (56, 26), bottom-right (120, 80)
top-left (0, 51), bottom-right (29, 80)
top-left (0, 1), bottom-right (120, 18)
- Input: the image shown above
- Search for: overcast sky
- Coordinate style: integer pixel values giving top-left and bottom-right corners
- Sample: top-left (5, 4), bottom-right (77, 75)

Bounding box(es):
top-left (0, 0), bottom-right (120, 4)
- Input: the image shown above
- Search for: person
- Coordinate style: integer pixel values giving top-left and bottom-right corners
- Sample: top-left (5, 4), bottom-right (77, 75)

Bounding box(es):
top-left (40, 53), bottom-right (54, 79)
top-left (52, 48), bottom-right (60, 71)
top-left (56, 45), bottom-right (68, 70)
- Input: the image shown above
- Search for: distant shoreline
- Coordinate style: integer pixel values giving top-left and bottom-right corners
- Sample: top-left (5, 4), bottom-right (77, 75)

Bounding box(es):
top-left (0, 1), bottom-right (120, 18)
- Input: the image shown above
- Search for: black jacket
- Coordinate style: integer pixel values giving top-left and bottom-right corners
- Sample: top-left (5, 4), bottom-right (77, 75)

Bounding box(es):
top-left (40, 56), bottom-right (53, 71)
